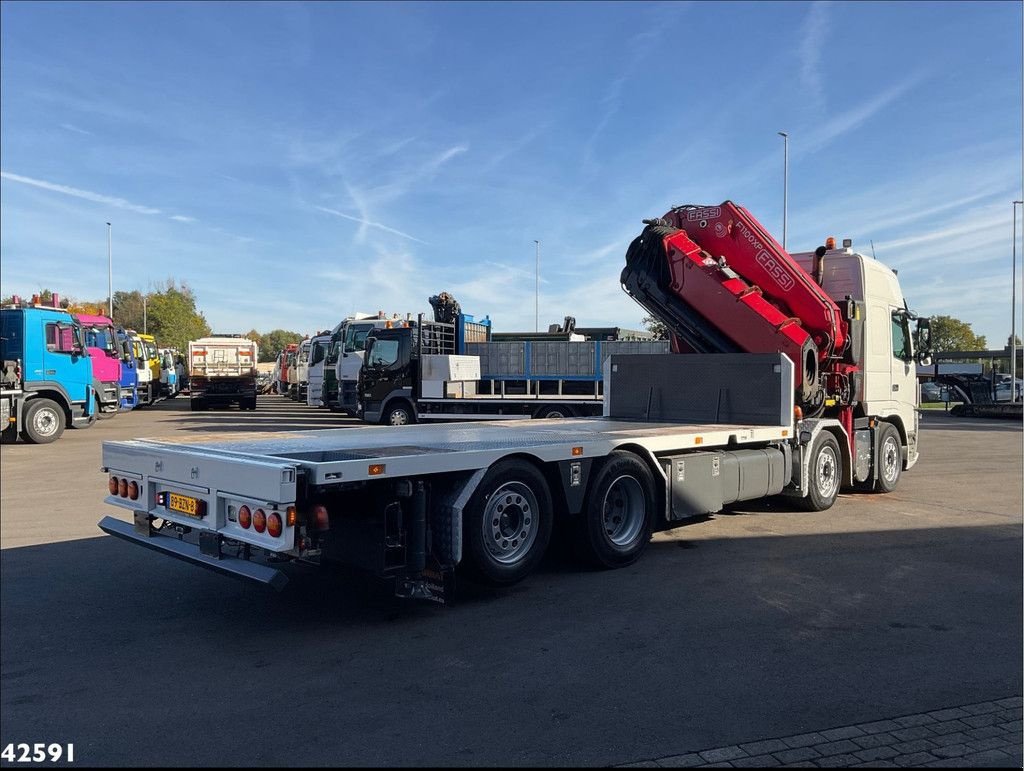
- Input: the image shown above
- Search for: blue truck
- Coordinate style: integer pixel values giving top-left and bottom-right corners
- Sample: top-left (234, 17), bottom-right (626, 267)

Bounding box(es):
top-left (114, 327), bottom-right (140, 410)
top-left (1, 299), bottom-right (96, 444)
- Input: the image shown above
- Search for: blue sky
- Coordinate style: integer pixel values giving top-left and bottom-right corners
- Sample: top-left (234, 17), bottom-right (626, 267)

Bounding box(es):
top-left (1, 1), bottom-right (1021, 345)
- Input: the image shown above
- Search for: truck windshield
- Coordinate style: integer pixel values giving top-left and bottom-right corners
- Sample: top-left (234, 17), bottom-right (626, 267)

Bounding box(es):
top-left (326, 341), bottom-right (340, 365)
top-left (367, 338), bottom-right (400, 368)
top-left (85, 326), bottom-right (116, 351)
top-left (344, 324), bottom-right (371, 353)
top-left (145, 342), bottom-right (158, 359)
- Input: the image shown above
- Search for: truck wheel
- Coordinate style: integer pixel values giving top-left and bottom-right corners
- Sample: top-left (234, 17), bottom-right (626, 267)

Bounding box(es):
top-left (575, 451), bottom-right (655, 568)
top-left (95, 396), bottom-right (116, 419)
top-left (462, 459), bottom-right (554, 585)
top-left (245, 397), bottom-right (257, 411)
top-left (875, 423), bottom-right (902, 493)
top-left (21, 399), bottom-right (65, 444)
top-left (800, 431), bottom-right (841, 511)
top-left (382, 401), bottom-right (415, 426)
top-left (535, 405), bottom-right (575, 419)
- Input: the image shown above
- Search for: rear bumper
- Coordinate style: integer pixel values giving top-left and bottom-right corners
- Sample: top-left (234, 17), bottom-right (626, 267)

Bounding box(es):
top-left (99, 515), bottom-right (289, 590)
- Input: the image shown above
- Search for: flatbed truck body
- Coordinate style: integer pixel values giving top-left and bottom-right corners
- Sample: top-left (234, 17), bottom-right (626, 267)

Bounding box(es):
top-left (99, 354), bottom-right (857, 601)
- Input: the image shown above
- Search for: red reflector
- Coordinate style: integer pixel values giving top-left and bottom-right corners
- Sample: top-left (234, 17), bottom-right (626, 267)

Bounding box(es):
top-left (108, 477), bottom-right (119, 495)
top-left (238, 505), bottom-right (251, 529)
top-left (128, 481), bottom-right (139, 500)
top-left (267, 512), bottom-right (283, 538)
top-left (313, 504), bottom-right (330, 531)
top-left (253, 508), bottom-right (266, 533)
top-left (118, 478), bottom-right (128, 498)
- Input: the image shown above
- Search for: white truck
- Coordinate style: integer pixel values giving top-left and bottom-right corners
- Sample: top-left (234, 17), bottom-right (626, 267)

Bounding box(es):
top-left (98, 202), bottom-right (931, 603)
top-left (304, 332), bottom-right (334, 407)
top-left (188, 336), bottom-right (259, 411)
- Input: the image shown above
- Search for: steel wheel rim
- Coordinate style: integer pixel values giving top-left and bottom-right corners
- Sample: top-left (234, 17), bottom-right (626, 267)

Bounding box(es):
top-left (389, 408), bottom-right (408, 425)
top-left (483, 482), bottom-right (539, 565)
top-left (33, 407), bottom-right (59, 437)
top-left (545, 410), bottom-right (565, 419)
top-left (816, 446), bottom-right (839, 499)
top-left (602, 475), bottom-right (645, 546)
top-left (882, 436), bottom-right (900, 482)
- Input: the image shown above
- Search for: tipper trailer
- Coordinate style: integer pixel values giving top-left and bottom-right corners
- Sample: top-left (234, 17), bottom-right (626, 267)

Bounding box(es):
top-left (98, 201), bottom-right (930, 602)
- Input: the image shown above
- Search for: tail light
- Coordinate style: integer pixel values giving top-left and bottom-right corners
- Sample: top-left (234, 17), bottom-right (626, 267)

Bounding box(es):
top-left (313, 504), bottom-right (330, 531)
top-left (118, 478), bottom-right (128, 497)
top-left (238, 505), bottom-right (252, 529)
top-left (253, 508), bottom-right (267, 533)
top-left (267, 512), bottom-right (283, 538)
top-left (128, 481), bottom-right (139, 500)
top-left (108, 477), bottom-right (119, 495)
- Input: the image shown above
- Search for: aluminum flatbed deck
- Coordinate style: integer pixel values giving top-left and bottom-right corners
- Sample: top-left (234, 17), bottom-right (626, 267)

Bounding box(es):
top-left (105, 417), bottom-right (790, 486)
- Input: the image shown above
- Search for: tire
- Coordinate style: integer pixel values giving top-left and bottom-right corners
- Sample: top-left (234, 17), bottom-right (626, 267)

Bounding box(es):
top-left (574, 451), bottom-right (655, 568)
top-left (462, 459), bottom-right (554, 585)
top-left (874, 423), bottom-right (902, 493)
top-left (95, 396), bottom-right (116, 419)
top-left (799, 431), bottom-right (842, 511)
top-left (245, 397), bottom-right (257, 411)
top-left (535, 405), bottom-right (575, 419)
top-left (21, 398), bottom-right (65, 444)
top-left (190, 398), bottom-right (207, 412)
top-left (381, 401), bottom-right (415, 426)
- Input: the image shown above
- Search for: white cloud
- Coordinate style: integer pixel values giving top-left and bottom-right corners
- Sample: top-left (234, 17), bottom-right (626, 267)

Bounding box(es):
top-left (170, 215), bottom-right (196, 223)
top-left (59, 123), bottom-right (93, 136)
top-left (0, 171), bottom-right (162, 215)
top-left (798, 2), bottom-right (831, 111)
top-left (315, 205), bottom-right (428, 244)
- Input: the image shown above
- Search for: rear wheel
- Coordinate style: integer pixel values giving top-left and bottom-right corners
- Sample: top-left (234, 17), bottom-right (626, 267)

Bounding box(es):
top-left (874, 423), bottom-right (902, 493)
top-left (21, 398), bottom-right (65, 444)
top-left (799, 431), bottom-right (841, 511)
top-left (462, 459), bottom-right (554, 585)
top-left (575, 451), bottom-right (655, 568)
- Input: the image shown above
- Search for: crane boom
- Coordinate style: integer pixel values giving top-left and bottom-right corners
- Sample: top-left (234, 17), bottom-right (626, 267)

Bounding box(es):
top-left (621, 201), bottom-right (853, 411)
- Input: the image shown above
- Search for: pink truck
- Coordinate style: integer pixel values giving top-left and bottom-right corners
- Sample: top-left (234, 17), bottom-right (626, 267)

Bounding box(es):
top-left (74, 313), bottom-right (123, 417)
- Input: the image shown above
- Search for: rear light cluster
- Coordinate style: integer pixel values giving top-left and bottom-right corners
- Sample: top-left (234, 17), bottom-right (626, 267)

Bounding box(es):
top-left (235, 505), bottom-right (293, 538)
top-left (108, 476), bottom-right (140, 500)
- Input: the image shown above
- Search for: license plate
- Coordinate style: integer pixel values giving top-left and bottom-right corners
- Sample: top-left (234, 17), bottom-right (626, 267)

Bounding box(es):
top-left (168, 492), bottom-right (202, 517)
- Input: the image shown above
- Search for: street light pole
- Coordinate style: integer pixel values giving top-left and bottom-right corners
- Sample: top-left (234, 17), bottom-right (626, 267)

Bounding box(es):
top-left (143, 294), bottom-right (147, 335)
top-left (1013, 200), bottom-right (1022, 403)
top-left (106, 222), bottom-right (112, 317)
top-left (534, 239), bottom-right (540, 333)
top-left (778, 131), bottom-right (789, 250)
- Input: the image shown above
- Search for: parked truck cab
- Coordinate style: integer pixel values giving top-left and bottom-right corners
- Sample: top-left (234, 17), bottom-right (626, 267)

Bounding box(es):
top-left (305, 333), bottom-right (332, 407)
top-left (114, 327), bottom-right (139, 410)
top-left (75, 313), bottom-right (123, 418)
top-left (1, 302), bottom-right (96, 443)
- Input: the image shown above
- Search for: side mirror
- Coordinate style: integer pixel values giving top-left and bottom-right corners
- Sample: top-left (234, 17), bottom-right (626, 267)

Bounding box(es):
top-left (914, 317), bottom-right (932, 365)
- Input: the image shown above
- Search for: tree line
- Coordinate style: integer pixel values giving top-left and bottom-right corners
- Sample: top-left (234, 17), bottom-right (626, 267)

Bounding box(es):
top-left (1, 283), bottom-right (304, 362)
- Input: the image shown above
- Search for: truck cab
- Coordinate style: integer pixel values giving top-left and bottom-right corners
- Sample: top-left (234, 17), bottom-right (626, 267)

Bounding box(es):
top-left (159, 348), bottom-right (179, 398)
top-left (290, 339), bottom-right (311, 401)
top-left (1, 302), bottom-right (96, 443)
top-left (114, 327), bottom-right (139, 410)
top-left (335, 314), bottom-right (403, 415)
top-left (75, 313), bottom-right (123, 417)
top-left (305, 333), bottom-right (332, 407)
top-left (126, 331), bottom-right (162, 406)
top-left (792, 245), bottom-right (922, 468)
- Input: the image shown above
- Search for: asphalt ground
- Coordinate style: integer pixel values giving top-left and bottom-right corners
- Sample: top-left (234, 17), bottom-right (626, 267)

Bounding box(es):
top-left (1, 395), bottom-right (1021, 766)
